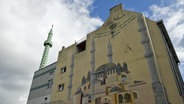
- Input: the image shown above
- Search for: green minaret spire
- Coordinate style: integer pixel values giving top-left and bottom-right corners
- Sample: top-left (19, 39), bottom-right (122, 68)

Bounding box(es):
top-left (39, 25), bottom-right (53, 69)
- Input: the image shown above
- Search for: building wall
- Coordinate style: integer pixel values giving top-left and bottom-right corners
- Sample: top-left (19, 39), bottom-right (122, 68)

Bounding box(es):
top-left (146, 19), bottom-right (183, 103)
top-left (27, 62), bottom-right (56, 104)
top-left (50, 4), bottom-right (183, 104)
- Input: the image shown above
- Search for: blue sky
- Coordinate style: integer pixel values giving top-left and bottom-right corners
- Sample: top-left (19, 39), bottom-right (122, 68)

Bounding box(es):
top-left (0, 0), bottom-right (183, 104)
top-left (90, 0), bottom-right (161, 20)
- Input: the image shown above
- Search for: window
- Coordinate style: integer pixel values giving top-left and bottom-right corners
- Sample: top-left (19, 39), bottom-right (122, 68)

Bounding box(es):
top-left (88, 96), bottom-right (91, 103)
top-left (101, 78), bottom-right (106, 85)
top-left (44, 97), bottom-right (47, 103)
top-left (60, 67), bottom-right (66, 74)
top-left (76, 40), bottom-right (86, 53)
top-left (95, 97), bottom-right (101, 104)
top-left (133, 92), bottom-right (138, 99)
top-left (113, 69), bottom-right (115, 73)
top-left (88, 84), bottom-right (90, 89)
top-left (48, 79), bottom-right (53, 88)
top-left (124, 93), bottom-right (131, 102)
top-left (118, 94), bottom-right (123, 103)
top-left (58, 84), bottom-right (64, 91)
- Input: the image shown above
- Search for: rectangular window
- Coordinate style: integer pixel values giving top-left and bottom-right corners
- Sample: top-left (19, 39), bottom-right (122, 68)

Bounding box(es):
top-left (76, 40), bottom-right (86, 53)
top-left (88, 96), bottom-right (91, 103)
top-left (48, 79), bottom-right (53, 88)
top-left (58, 84), bottom-right (64, 91)
top-left (88, 84), bottom-right (90, 89)
top-left (60, 67), bottom-right (66, 74)
top-left (101, 79), bottom-right (106, 85)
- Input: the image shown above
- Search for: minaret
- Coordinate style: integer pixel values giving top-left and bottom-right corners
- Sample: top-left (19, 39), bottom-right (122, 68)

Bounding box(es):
top-left (137, 14), bottom-right (168, 104)
top-left (39, 25), bottom-right (53, 69)
top-left (107, 39), bottom-right (113, 63)
top-left (90, 38), bottom-right (95, 100)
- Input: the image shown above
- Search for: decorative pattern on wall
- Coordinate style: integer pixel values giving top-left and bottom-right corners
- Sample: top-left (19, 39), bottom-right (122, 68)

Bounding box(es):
top-left (94, 15), bottom-right (137, 38)
top-left (81, 63), bottom-right (129, 86)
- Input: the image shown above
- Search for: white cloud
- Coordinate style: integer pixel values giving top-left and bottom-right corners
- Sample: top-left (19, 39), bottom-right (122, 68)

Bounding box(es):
top-left (0, 0), bottom-right (103, 104)
top-left (149, 1), bottom-right (184, 43)
top-left (148, 0), bottom-right (184, 78)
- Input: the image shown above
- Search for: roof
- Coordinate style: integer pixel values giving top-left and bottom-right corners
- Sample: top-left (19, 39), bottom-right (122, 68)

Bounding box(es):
top-left (95, 63), bottom-right (125, 74)
top-left (95, 63), bottom-right (116, 73)
top-left (157, 20), bottom-right (180, 64)
top-left (74, 88), bottom-right (83, 95)
top-left (110, 86), bottom-right (122, 93)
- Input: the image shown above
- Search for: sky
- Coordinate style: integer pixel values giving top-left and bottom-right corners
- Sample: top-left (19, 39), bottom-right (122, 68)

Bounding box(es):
top-left (0, 0), bottom-right (183, 104)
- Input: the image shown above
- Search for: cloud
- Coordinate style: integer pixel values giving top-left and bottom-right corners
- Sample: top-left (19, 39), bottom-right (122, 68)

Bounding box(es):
top-left (179, 35), bottom-right (184, 47)
top-left (0, 0), bottom-right (103, 104)
top-left (149, 0), bottom-right (184, 44)
top-left (148, 0), bottom-right (184, 78)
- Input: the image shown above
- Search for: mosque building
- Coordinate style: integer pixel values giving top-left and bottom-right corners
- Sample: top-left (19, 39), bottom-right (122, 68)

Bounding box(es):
top-left (27, 4), bottom-right (184, 104)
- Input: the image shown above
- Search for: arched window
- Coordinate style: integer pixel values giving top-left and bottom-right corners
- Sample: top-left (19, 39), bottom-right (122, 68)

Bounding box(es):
top-left (101, 78), bottom-right (106, 85)
top-left (95, 97), bottom-right (101, 104)
top-left (101, 72), bottom-right (104, 77)
top-left (133, 92), bottom-right (138, 99)
top-left (124, 93), bottom-right (131, 102)
top-left (118, 94), bottom-right (123, 103)
top-left (97, 74), bottom-right (100, 78)
top-left (99, 73), bottom-right (101, 77)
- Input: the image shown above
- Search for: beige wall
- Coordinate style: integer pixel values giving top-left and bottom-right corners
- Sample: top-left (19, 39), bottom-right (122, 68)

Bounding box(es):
top-left (147, 19), bottom-right (183, 103)
top-left (51, 4), bottom-right (183, 104)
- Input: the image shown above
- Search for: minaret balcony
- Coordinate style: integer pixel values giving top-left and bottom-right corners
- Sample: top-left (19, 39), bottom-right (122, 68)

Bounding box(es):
top-left (44, 40), bottom-right (52, 47)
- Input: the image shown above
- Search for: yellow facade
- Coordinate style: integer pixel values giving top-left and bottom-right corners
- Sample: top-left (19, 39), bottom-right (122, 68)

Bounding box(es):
top-left (50, 4), bottom-right (183, 104)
